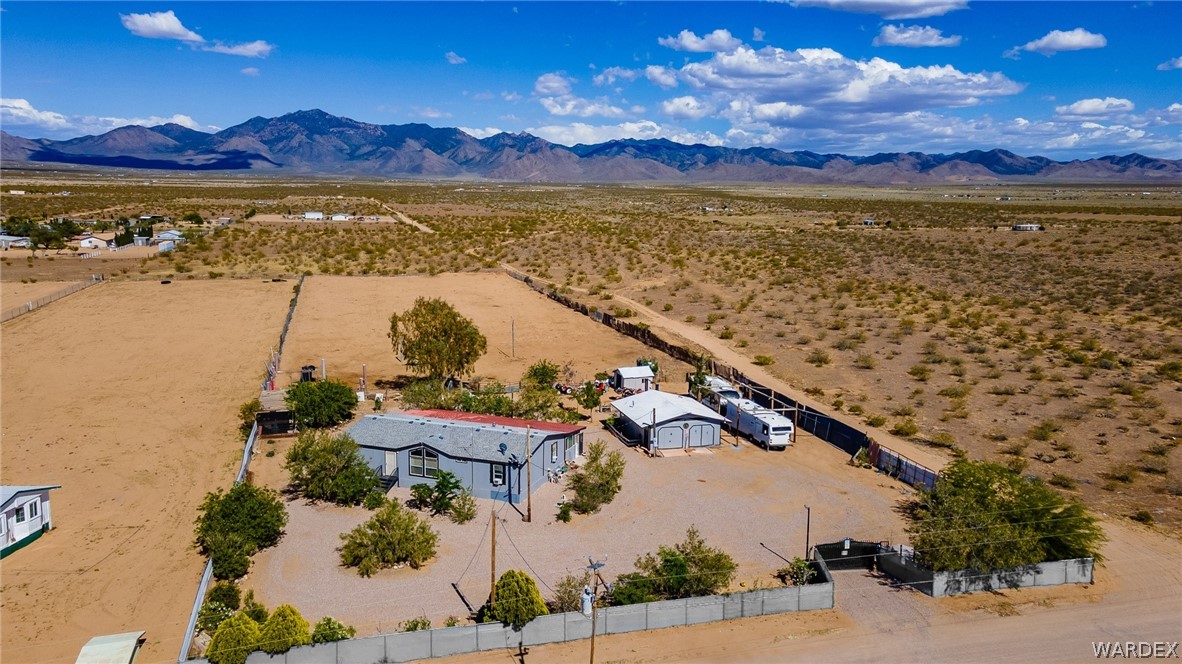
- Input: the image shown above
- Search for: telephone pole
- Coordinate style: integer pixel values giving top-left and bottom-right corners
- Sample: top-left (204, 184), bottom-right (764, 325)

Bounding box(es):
top-left (587, 557), bottom-right (606, 664)
top-left (525, 426), bottom-right (532, 523)
top-left (490, 511), bottom-right (497, 609)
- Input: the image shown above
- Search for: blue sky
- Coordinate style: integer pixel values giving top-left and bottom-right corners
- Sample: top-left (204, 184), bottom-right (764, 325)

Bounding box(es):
top-left (2, 1), bottom-right (1180, 158)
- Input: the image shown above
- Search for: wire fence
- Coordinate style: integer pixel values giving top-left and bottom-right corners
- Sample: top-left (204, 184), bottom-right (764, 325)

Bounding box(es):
top-left (1, 275), bottom-right (105, 323)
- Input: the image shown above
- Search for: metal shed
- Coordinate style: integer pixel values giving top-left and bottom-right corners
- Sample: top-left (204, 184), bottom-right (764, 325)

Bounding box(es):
top-left (613, 365), bottom-right (655, 391)
top-left (612, 390), bottom-right (725, 451)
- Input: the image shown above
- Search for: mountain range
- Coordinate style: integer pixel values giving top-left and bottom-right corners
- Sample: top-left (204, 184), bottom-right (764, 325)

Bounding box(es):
top-left (3, 109), bottom-right (1179, 183)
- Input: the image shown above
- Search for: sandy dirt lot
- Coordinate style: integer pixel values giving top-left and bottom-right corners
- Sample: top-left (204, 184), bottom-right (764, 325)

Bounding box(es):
top-left (0, 280), bottom-right (81, 308)
top-left (0, 280), bottom-right (293, 664)
top-left (244, 421), bottom-right (913, 634)
top-left (278, 273), bottom-right (690, 391)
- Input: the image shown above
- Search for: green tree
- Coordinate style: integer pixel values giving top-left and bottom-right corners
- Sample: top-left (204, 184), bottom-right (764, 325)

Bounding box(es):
top-left (523, 360), bottom-right (560, 389)
top-left (905, 459), bottom-right (1106, 572)
top-left (284, 379), bottom-right (357, 429)
top-left (450, 487), bottom-right (478, 524)
top-left (195, 483), bottom-right (287, 580)
top-left (687, 354), bottom-right (711, 400)
top-left (206, 612), bottom-right (261, 664)
top-left (183, 211), bottom-right (205, 225)
top-left (567, 441), bottom-right (626, 514)
top-left (311, 617), bottom-right (356, 643)
top-left (775, 558), bottom-right (816, 586)
top-left (573, 381), bottom-right (602, 416)
top-left (208, 582), bottom-right (241, 610)
top-left (258, 604), bottom-right (311, 654)
top-left (488, 570), bottom-right (549, 629)
top-left (632, 526), bottom-right (736, 600)
top-left (340, 500), bottom-right (438, 576)
top-left (389, 298), bottom-right (487, 379)
top-left (284, 431), bottom-right (380, 505)
top-left (241, 590), bottom-right (269, 624)
top-left (610, 572), bottom-right (660, 605)
top-left (429, 470), bottom-right (464, 515)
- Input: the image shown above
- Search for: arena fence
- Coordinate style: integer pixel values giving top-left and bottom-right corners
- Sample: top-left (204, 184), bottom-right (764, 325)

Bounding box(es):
top-left (1, 274), bottom-right (104, 323)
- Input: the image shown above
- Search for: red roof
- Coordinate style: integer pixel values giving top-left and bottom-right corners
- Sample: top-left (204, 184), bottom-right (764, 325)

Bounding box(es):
top-left (405, 409), bottom-right (585, 435)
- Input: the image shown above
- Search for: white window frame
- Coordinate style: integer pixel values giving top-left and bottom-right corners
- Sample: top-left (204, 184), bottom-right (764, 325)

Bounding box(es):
top-left (0, 515), bottom-right (5, 536)
top-left (550, 442), bottom-right (558, 463)
top-left (14, 506), bottom-right (26, 524)
top-left (27, 500), bottom-right (38, 519)
top-left (490, 464), bottom-right (505, 486)
top-left (409, 448), bottom-right (440, 479)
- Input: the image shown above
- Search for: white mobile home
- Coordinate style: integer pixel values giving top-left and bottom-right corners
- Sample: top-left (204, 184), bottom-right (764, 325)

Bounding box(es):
top-left (2, 485), bottom-right (60, 559)
top-left (1011, 223), bottom-right (1042, 231)
top-left (303, 211), bottom-right (324, 221)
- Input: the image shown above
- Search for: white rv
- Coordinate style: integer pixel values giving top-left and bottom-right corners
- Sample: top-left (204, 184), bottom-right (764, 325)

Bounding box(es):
top-left (721, 398), bottom-right (795, 449)
top-left (698, 375), bottom-right (741, 410)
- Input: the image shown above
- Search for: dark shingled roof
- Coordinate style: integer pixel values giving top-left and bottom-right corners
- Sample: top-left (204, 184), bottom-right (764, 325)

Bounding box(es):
top-left (346, 413), bottom-right (574, 464)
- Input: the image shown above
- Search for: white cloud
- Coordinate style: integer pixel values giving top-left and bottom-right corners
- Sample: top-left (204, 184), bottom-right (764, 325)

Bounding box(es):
top-left (593, 66), bottom-right (640, 86)
top-left (526, 120), bottom-right (723, 146)
top-left (753, 27), bottom-right (766, 42)
top-left (203, 40), bottom-right (274, 58)
top-left (534, 72), bottom-right (574, 96)
top-left (661, 95), bottom-right (713, 120)
top-left (120, 10), bottom-right (273, 58)
top-left (1054, 97), bottom-right (1134, 120)
top-left (445, 51), bottom-right (467, 65)
top-left (873, 24), bottom-right (962, 47)
top-left (414, 107), bottom-right (450, 119)
top-left (1006, 28), bottom-right (1106, 58)
top-left (240, 67), bottom-right (260, 76)
top-left (539, 96), bottom-right (627, 118)
top-left (1157, 56), bottom-right (1182, 71)
top-left (786, 0), bottom-right (968, 19)
top-left (645, 65), bottom-right (679, 89)
top-left (1, 98), bottom-right (218, 138)
top-left (460, 126), bottom-right (503, 139)
top-left (119, 10), bottom-right (204, 42)
top-left (658, 29), bottom-right (742, 53)
top-left (502, 91), bottom-right (522, 102)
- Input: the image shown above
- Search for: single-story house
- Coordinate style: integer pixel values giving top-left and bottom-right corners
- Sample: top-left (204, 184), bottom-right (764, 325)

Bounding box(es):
top-left (0, 234), bottom-right (29, 250)
top-left (346, 410), bottom-right (586, 504)
top-left (2, 485), bottom-right (60, 559)
top-left (611, 390), bottom-right (725, 451)
top-left (330, 213), bottom-right (351, 221)
top-left (77, 233), bottom-right (115, 249)
top-left (613, 365), bottom-right (655, 391)
top-left (153, 229), bottom-right (186, 243)
top-left (1012, 223), bottom-right (1042, 231)
top-left (303, 211), bottom-right (324, 221)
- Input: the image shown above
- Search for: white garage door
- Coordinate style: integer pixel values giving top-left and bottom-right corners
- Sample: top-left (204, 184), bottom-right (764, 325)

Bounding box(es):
top-left (655, 425), bottom-right (684, 449)
top-left (687, 424), bottom-right (712, 447)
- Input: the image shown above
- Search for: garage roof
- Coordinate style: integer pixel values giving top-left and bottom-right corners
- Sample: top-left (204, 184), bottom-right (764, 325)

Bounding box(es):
top-left (612, 390), bottom-right (725, 427)
top-left (615, 365), bottom-right (655, 379)
top-left (1, 485), bottom-right (60, 510)
top-left (75, 631), bottom-right (145, 664)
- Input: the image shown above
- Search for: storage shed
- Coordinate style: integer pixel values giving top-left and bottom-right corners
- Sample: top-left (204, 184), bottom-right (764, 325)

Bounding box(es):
top-left (2, 485), bottom-right (60, 559)
top-left (347, 411), bottom-right (585, 504)
top-left (612, 390), bottom-right (725, 451)
top-left (613, 365), bottom-right (655, 391)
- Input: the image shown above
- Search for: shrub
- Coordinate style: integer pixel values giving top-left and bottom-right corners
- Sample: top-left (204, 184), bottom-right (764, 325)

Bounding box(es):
top-left (487, 570), bottom-right (549, 629)
top-left (311, 617), bottom-right (356, 644)
top-left (197, 601), bottom-right (235, 635)
top-left (774, 557), bottom-right (816, 586)
top-left (1028, 420), bottom-right (1062, 442)
top-left (409, 483), bottom-right (435, 510)
top-left (1049, 473), bottom-right (1077, 490)
top-left (400, 616), bottom-right (431, 632)
top-left (1130, 510), bottom-right (1154, 524)
top-left (1155, 361), bottom-right (1182, 382)
top-left (753, 355), bottom-right (775, 366)
top-left (806, 349), bottom-right (831, 367)
top-left (854, 354), bottom-right (876, 370)
top-left (284, 379), bottom-right (357, 429)
top-left (630, 526), bottom-right (736, 600)
top-left (556, 503), bottom-right (572, 523)
top-left (908, 365), bottom-right (932, 381)
top-left (450, 488), bottom-right (478, 524)
top-left (363, 490), bottom-right (387, 510)
top-left (195, 483), bottom-right (287, 581)
top-left (938, 384), bottom-right (972, 399)
top-left (866, 415), bottom-right (887, 427)
top-left (891, 419), bottom-right (920, 437)
top-left (208, 582), bottom-right (241, 611)
top-left (259, 604), bottom-right (311, 654)
top-left (206, 612), bottom-right (261, 664)
top-left (927, 432), bottom-right (958, 449)
top-left (284, 431), bottom-right (380, 505)
top-left (340, 500), bottom-right (438, 576)
top-left (241, 590), bottom-right (268, 624)
top-left (567, 441), bottom-right (626, 514)
top-left (551, 571), bottom-right (591, 613)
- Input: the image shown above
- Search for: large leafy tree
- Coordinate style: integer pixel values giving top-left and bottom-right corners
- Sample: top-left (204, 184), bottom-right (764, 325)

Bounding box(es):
top-left (389, 298), bottom-right (487, 379)
top-left (567, 440), bottom-right (626, 514)
top-left (284, 431), bottom-right (380, 505)
top-left (340, 500), bottom-right (438, 576)
top-left (487, 570), bottom-right (549, 629)
top-left (195, 483), bottom-right (288, 580)
top-left (633, 526), bottom-right (737, 599)
top-left (284, 379), bottom-right (357, 429)
top-left (905, 459), bottom-right (1106, 572)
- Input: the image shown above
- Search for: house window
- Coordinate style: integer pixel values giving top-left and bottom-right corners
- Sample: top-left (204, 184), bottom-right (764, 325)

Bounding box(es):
top-left (550, 442), bottom-right (559, 463)
top-left (490, 464), bottom-right (505, 486)
top-left (27, 501), bottom-right (38, 518)
top-left (14, 506), bottom-right (25, 524)
top-left (409, 448), bottom-right (439, 479)
top-left (565, 437), bottom-right (576, 457)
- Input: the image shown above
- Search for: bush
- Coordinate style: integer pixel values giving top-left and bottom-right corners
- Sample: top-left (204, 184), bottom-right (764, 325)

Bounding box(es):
top-left (195, 483), bottom-right (287, 581)
top-left (908, 365), bottom-right (932, 381)
top-left (363, 490), bottom-right (387, 510)
top-left (450, 488), bottom-right (478, 524)
top-left (627, 526), bottom-right (736, 601)
top-left (551, 571), bottom-right (591, 612)
top-left (284, 379), bottom-right (357, 429)
top-left (567, 441), bottom-right (626, 514)
top-left (611, 572), bottom-right (659, 605)
top-left (206, 612), bottom-right (261, 664)
top-left (753, 355), bottom-right (775, 366)
top-left (891, 419), bottom-right (920, 437)
top-left (487, 570), bottom-right (549, 629)
top-left (285, 431), bottom-right (380, 505)
top-left (241, 590), bottom-right (268, 624)
top-left (774, 557), bottom-right (816, 586)
top-left (1028, 420), bottom-right (1062, 442)
top-left (340, 500), bottom-right (438, 576)
top-left (866, 415), bottom-right (888, 427)
top-left (806, 349), bottom-right (831, 367)
top-left (1049, 473), bottom-right (1078, 490)
top-left (258, 604), bottom-right (311, 654)
top-left (400, 616), bottom-right (432, 632)
top-left (556, 503), bottom-right (572, 523)
top-left (197, 601), bottom-right (235, 634)
top-left (1130, 510), bottom-right (1154, 524)
top-left (208, 582), bottom-right (241, 611)
top-left (311, 617), bottom-right (356, 643)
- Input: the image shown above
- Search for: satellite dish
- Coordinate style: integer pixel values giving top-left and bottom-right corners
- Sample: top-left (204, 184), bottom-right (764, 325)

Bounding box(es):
top-left (498, 442), bottom-right (507, 454)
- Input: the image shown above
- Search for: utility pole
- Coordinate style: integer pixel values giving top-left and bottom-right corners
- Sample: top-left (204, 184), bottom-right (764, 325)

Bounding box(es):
top-left (525, 426), bottom-right (532, 523)
top-left (793, 404), bottom-right (800, 445)
top-left (587, 557), bottom-right (606, 664)
top-left (490, 511), bottom-right (497, 610)
top-left (804, 505), bottom-right (812, 559)
top-left (511, 319), bottom-right (516, 359)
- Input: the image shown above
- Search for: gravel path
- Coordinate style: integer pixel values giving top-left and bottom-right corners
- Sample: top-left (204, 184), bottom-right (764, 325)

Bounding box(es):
top-left (244, 427), bottom-right (912, 634)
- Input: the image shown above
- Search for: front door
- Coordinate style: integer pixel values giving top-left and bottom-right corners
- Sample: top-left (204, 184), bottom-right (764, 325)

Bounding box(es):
top-left (384, 451), bottom-right (398, 477)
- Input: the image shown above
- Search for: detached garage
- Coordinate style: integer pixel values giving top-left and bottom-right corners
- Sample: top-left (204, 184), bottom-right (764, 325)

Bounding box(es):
top-left (613, 365), bottom-right (655, 391)
top-left (612, 390), bottom-right (724, 452)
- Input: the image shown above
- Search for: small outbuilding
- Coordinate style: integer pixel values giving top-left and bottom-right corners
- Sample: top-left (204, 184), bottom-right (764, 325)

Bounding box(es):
top-left (330, 213), bottom-right (351, 221)
top-left (347, 410), bottom-right (586, 504)
top-left (303, 211), bottom-right (324, 221)
top-left (2, 485), bottom-right (60, 559)
top-left (611, 390), bottom-right (725, 451)
top-left (1011, 223), bottom-right (1042, 231)
top-left (613, 365), bottom-right (655, 391)
top-left (75, 630), bottom-right (146, 664)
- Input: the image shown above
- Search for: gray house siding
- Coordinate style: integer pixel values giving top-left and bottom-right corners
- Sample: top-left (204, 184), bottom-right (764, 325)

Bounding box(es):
top-left (618, 417), bottom-right (720, 450)
top-left (359, 431), bottom-right (583, 504)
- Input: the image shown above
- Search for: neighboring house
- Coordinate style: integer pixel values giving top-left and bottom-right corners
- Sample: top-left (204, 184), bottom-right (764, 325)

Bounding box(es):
top-left (77, 233), bottom-right (116, 249)
top-left (153, 229), bottom-right (186, 243)
top-left (330, 213), bottom-right (351, 221)
top-left (303, 211), bottom-right (324, 221)
top-left (612, 390), bottom-right (725, 452)
top-left (1, 485), bottom-right (60, 559)
top-left (0, 234), bottom-right (30, 250)
top-left (613, 365), bottom-right (655, 391)
top-left (1012, 223), bottom-right (1042, 231)
top-left (75, 631), bottom-right (146, 664)
top-left (346, 410), bottom-right (586, 504)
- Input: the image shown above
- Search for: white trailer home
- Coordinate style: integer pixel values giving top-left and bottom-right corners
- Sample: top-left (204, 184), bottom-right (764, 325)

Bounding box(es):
top-left (2, 485), bottom-right (60, 559)
top-left (721, 398), bottom-right (795, 449)
top-left (697, 375), bottom-right (741, 411)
